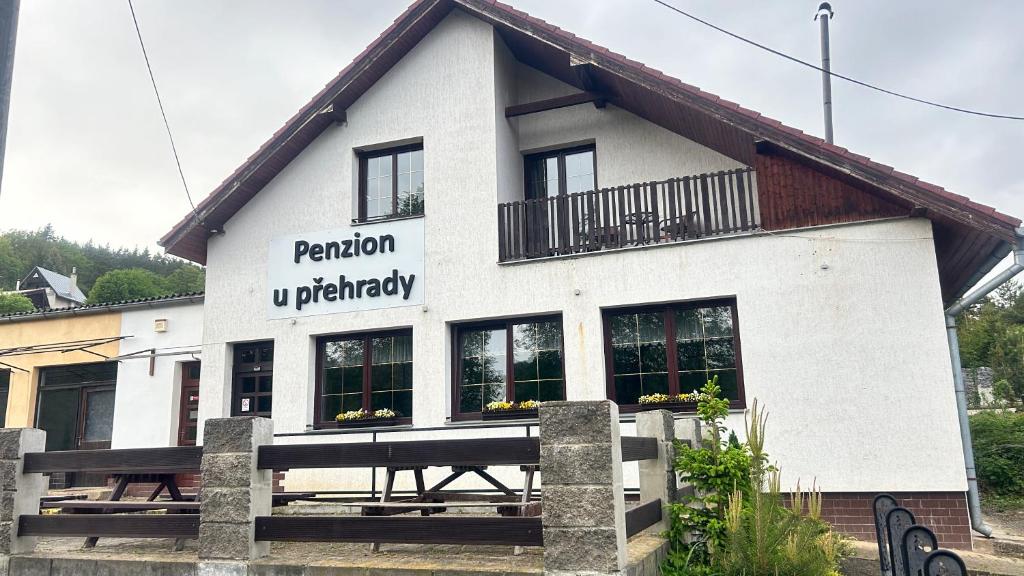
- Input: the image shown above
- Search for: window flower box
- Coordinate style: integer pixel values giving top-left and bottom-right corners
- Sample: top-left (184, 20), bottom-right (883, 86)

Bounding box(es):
top-left (332, 417), bottom-right (400, 428)
top-left (334, 408), bottom-right (401, 428)
top-left (636, 393), bottom-right (703, 412)
top-left (481, 400), bottom-right (540, 420)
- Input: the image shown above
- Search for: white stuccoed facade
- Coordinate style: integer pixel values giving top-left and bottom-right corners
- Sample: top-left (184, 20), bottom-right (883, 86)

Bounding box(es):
top-left (112, 300), bottom-right (204, 449)
top-left (196, 11), bottom-right (965, 495)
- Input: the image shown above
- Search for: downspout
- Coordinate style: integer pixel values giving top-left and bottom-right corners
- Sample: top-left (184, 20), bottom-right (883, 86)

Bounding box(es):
top-left (944, 228), bottom-right (1024, 537)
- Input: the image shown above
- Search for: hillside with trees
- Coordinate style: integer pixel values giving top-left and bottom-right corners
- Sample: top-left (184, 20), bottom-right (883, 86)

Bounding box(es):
top-left (0, 225), bottom-right (204, 308)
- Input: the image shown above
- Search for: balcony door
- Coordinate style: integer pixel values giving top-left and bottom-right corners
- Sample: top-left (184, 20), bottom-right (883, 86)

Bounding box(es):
top-left (523, 146), bottom-right (596, 255)
top-left (524, 145), bottom-right (596, 200)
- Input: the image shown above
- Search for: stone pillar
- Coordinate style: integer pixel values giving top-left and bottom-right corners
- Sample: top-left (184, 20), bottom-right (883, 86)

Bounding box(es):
top-left (199, 417), bottom-right (273, 563)
top-left (0, 428), bottom-right (46, 555)
top-left (636, 409), bottom-right (676, 533)
top-left (539, 400), bottom-right (627, 575)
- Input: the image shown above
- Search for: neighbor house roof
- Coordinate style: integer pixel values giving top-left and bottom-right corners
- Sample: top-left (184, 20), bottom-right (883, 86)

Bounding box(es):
top-left (159, 0), bottom-right (1020, 301)
top-left (20, 266), bottom-right (87, 303)
top-left (0, 292), bottom-right (204, 323)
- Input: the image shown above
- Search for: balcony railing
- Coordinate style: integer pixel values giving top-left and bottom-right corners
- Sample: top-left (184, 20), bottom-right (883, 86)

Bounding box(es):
top-left (497, 167), bottom-right (759, 262)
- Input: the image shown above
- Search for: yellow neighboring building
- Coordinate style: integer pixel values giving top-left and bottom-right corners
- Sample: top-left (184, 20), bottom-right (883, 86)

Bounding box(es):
top-left (0, 311), bottom-right (121, 429)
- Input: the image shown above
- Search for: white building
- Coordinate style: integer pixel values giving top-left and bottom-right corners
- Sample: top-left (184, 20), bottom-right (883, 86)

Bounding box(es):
top-left (158, 0), bottom-right (1019, 546)
top-left (111, 296), bottom-right (205, 450)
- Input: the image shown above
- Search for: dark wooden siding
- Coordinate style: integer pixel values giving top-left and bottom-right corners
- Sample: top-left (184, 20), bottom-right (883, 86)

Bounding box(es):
top-left (755, 153), bottom-right (907, 231)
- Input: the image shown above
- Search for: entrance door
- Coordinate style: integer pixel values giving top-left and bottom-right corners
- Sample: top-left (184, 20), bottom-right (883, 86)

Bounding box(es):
top-left (232, 342), bottom-right (273, 417)
top-left (177, 362), bottom-right (201, 446)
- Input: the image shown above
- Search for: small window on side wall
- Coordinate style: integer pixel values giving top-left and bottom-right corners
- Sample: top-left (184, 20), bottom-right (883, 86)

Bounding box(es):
top-left (358, 144), bottom-right (424, 222)
top-left (316, 330), bottom-right (413, 428)
top-left (603, 299), bottom-right (743, 411)
top-left (453, 316), bottom-right (565, 420)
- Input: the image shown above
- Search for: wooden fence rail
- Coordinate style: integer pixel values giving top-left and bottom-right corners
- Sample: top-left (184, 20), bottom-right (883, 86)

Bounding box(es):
top-left (258, 437), bottom-right (541, 470)
top-left (498, 167), bottom-right (759, 261)
top-left (23, 446), bottom-right (203, 474)
top-left (625, 499), bottom-right (663, 538)
top-left (19, 514), bottom-right (199, 539)
top-left (254, 516), bottom-right (544, 546)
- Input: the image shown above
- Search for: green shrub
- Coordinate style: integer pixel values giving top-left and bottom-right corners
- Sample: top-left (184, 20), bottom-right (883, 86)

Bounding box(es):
top-left (970, 410), bottom-right (1024, 497)
top-left (663, 379), bottom-right (849, 576)
top-left (0, 292), bottom-right (35, 314)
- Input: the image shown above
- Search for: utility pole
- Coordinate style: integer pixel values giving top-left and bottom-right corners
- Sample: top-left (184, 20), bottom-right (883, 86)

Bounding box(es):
top-left (815, 2), bottom-right (834, 143)
top-left (0, 0), bottom-right (18, 197)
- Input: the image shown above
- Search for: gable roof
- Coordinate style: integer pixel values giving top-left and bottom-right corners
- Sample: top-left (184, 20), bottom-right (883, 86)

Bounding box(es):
top-left (159, 0), bottom-right (1019, 301)
top-left (20, 266), bottom-right (87, 303)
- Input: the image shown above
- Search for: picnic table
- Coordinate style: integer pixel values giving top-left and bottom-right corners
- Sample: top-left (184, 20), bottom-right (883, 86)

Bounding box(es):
top-left (354, 464), bottom-right (540, 552)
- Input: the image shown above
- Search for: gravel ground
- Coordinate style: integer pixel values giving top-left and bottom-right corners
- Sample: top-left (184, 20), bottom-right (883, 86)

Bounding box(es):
top-left (985, 506), bottom-right (1024, 543)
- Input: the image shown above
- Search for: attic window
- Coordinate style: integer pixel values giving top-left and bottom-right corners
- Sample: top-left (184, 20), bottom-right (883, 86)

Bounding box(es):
top-left (357, 144), bottom-right (424, 222)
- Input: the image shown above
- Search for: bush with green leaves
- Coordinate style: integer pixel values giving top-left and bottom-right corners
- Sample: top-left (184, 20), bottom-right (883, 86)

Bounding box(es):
top-left (970, 410), bottom-right (1024, 498)
top-left (663, 378), bottom-right (848, 576)
top-left (87, 268), bottom-right (168, 304)
top-left (0, 292), bottom-right (35, 314)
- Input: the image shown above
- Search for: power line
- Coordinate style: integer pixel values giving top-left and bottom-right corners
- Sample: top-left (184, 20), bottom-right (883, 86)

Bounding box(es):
top-left (651, 0), bottom-right (1024, 121)
top-left (127, 0), bottom-right (200, 217)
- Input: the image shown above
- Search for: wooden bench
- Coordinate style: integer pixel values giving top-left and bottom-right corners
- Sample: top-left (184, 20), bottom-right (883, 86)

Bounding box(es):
top-left (40, 501), bottom-right (199, 513)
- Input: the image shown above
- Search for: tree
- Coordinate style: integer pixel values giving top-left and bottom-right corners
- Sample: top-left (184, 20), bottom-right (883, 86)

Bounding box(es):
top-left (87, 269), bottom-right (167, 304)
top-left (0, 292), bottom-right (35, 314)
top-left (163, 266), bottom-right (205, 294)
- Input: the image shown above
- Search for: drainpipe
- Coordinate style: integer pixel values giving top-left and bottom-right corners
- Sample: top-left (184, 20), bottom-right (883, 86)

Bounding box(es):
top-left (944, 228), bottom-right (1024, 537)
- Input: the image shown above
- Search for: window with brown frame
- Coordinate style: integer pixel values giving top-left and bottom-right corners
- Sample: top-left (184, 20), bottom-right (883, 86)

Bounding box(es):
top-left (524, 144), bottom-right (596, 200)
top-left (315, 330), bottom-right (413, 428)
top-left (357, 144), bottom-right (424, 222)
top-left (232, 341), bottom-right (274, 418)
top-left (452, 316), bottom-right (565, 420)
top-left (603, 299), bottom-right (744, 411)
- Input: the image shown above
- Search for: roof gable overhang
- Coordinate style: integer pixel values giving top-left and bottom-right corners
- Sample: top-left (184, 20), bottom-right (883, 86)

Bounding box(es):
top-left (159, 0), bottom-right (1019, 302)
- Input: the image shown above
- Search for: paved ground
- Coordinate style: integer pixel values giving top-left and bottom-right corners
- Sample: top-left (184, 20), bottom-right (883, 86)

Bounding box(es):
top-left (25, 534), bottom-right (667, 575)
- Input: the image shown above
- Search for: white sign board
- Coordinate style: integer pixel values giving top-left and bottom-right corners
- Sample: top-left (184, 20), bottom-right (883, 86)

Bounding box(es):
top-left (266, 218), bottom-right (424, 319)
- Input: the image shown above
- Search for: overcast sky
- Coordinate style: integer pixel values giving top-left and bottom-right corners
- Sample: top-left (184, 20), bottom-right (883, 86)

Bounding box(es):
top-left (0, 0), bottom-right (1021, 262)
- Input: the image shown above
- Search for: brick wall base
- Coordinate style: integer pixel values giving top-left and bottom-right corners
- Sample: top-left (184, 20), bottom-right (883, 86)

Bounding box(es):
top-left (817, 492), bottom-right (972, 550)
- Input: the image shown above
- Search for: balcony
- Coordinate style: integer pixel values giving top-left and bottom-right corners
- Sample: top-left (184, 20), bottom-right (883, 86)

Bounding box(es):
top-left (497, 167), bottom-right (759, 262)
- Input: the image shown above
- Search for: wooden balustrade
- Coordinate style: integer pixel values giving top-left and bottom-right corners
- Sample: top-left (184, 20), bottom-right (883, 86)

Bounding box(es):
top-left (498, 167), bottom-right (759, 261)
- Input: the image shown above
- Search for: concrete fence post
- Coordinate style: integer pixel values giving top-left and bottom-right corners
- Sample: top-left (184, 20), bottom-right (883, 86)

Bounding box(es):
top-left (0, 428), bottom-right (46, 557)
top-left (636, 409), bottom-right (677, 534)
top-left (198, 416), bottom-right (273, 566)
top-left (539, 400), bottom-right (627, 575)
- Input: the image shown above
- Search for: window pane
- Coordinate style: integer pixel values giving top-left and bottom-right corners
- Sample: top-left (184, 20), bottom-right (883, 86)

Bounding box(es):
top-left (341, 393), bottom-right (362, 412)
top-left (371, 364), bottom-right (393, 391)
top-left (241, 376), bottom-right (256, 394)
top-left (511, 320), bottom-right (564, 403)
top-left (322, 395), bottom-right (342, 421)
top-left (607, 310), bottom-right (668, 405)
top-left (539, 380), bottom-right (564, 401)
top-left (713, 370), bottom-right (739, 399)
top-left (258, 375), bottom-right (273, 392)
top-left (565, 150), bottom-right (595, 194)
top-left (257, 396), bottom-right (272, 413)
top-left (411, 149), bottom-right (423, 172)
top-left (701, 307), bottom-right (734, 338)
top-left (397, 151), bottom-right (411, 173)
top-left (458, 325), bottom-right (512, 412)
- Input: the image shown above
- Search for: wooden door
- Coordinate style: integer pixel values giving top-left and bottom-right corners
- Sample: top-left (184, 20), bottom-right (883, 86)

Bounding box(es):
top-left (232, 342), bottom-right (273, 417)
top-left (177, 362), bottom-right (201, 446)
